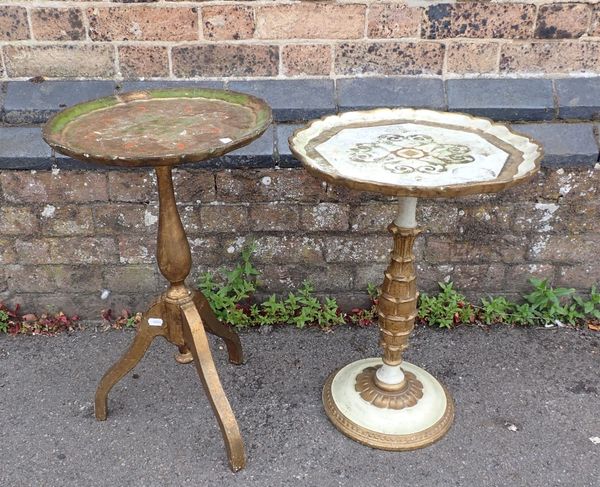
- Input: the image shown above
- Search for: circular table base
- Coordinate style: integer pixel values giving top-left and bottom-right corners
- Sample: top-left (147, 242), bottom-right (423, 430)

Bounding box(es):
top-left (323, 358), bottom-right (454, 451)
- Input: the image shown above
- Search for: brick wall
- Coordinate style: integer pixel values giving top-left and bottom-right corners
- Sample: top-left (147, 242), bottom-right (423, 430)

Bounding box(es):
top-left (0, 1), bottom-right (599, 79)
top-left (1, 164), bottom-right (599, 318)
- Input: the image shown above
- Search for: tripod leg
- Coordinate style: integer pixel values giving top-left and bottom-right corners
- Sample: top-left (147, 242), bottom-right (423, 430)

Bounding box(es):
top-left (95, 302), bottom-right (165, 421)
top-left (180, 300), bottom-right (246, 472)
top-left (192, 290), bottom-right (244, 365)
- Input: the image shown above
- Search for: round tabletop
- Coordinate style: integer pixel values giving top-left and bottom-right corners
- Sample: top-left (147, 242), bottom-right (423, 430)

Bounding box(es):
top-left (43, 88), bottom-right (272, 167)
top-left (289, 109), bottom-right (542, 198)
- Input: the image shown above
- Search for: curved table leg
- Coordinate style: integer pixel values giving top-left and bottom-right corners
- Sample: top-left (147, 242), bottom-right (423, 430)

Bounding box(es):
top-left (180, 300), bottom-right (246, 472)
top-left (95, 303), bottom-right (165, 421)
top-left (193, 290), bottom-right (244, 365)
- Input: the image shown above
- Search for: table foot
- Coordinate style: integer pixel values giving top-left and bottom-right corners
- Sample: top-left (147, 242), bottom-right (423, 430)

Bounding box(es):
top-left (323, 358), bottom-right (454, 451)
top-left (193, 291), bottom-right (244, 365)
top-left (181, 300), bottom-right (246, 472)
top-left (175, 346), bottom-right (194, 364)
top-left (95, 301), bottom-right (165, 421)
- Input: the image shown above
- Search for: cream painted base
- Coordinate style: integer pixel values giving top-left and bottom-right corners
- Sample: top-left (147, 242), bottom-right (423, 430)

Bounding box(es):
top-left (323, 358), bottom-right (454, 450)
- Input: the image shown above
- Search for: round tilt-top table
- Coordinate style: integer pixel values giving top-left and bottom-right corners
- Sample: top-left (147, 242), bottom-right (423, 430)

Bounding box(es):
top-left (290, 108), bottom-right (542, 450)
top-left (43, 88), bottom-right (272, 471)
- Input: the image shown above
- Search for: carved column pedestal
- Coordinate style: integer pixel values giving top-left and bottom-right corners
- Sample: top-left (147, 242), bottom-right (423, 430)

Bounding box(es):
top-left (323, 197), bottom-right (454, 450)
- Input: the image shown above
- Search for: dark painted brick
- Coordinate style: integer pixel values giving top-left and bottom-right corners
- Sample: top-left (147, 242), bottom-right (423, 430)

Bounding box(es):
top-left (555, 78), bottom-right (600, 121)
top-left (337, 78), bottom-right (445, 110)
top-left (4, 81), bottom-right (115, 124)
top-left (276, 123), bottom-right (303, 167)
top-left (118, 80), bottom-right (224, 93)
top-left (185, 125), bottom-right (276, 170)
top-left (447, 79), bottom-right (554, 121)
top-left (0, 127), bottom-right (52, 169)
top-left (227, 79), bottom-right (335, 122)
top-left (511, 123), bottom-right (599, 167)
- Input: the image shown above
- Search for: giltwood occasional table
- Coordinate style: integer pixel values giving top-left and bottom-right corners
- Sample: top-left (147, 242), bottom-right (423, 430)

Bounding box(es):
top-left (42, 88), bottom-right (272, 471)
top-left (290, 109), bottom-right (541, 450)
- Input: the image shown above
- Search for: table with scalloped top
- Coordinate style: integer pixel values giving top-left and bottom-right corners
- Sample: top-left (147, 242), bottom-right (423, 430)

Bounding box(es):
top-left (290, 108), bottom-right (542, 451)
top-left (43, 88), bottom-right (272, 472)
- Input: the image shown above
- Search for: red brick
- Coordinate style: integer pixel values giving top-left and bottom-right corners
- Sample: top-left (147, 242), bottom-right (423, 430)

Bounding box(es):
top-left (104, 265), bottom-right (158, 293)
top-left (0, 6), bottom-right (29, 41)
top-left (215, 169), bottom-right (325, 203)
top-left (108, 171), bottom-right (156, 203)
top-left (259, 264), bottom-right (354, 292)
top-left (0, 207), bottom-right (39, 236)
top-left (172, 44), bottom-right (278, 78)
top-left (335, 41), bottom-right (444, 76)
top-left (202, 4), bottom-right (255, 40)
top-left (250, 235), bottom-right (324, 264)
top-left (350, 202), bottom-right (398, 232)
top-left (53, 265), bottom-right (104, 293)
top-left (449, 264), bottom-right (506, 291)
top-left (31, 8), bottom-right (86, 41)
top-left (173, 169), bottom-right (215, 203)
top-left (535, 4), bottom-right (592, 39)
top-left (425, 236), bottom-right (527, 264)
top-left (88, 6), bottom-right (198, 41)
top-left (5, 265), bottom-right (103, 295)
top-left (446, 42), bottom-right (499, 74)
top-left (16, 237), bottom-right (118, 265)
top-left (200, 204), bottom-right (249, 233)
top-left (500, 41), bottom-right (600, 73)
top-left (353, 262), bottom-right (387, 291)
top-left (255, 4), bottom-right (365, 40)
top-left (93, 203), bottom-right (154, 235)
top-left (505, 264), bottom-right (556, 292)
top-left (40, 205), bottom-right (94, 236)
top-left (0, 171), bottom-right (108, 204)
top-left (323, 235), bottom-right (392, 264)
top-left (0, 239), bottom-right (16, 265)
top-left (458, 205), bottom-right (513, 234)
top-left (300, 203), bottom-right (349, 232)
top-left (249, 203), bottom-right (300, 231)
top-left (281, 44), bottom-right (332, 77)
top-left (557, 264), bottom-right (600, 289)
top-left (179, 205), bottom-right (203, 235)
top-left (367, 4), bottom-right (422, 38)
top-left (118, 235), bottom-right (157, 265)
top-left (4, 45), bottom-right (115, 78)
top-left (425, 3), bottom-right (536, 39)
top-left (5, 265), bottom-right (59, 293)
top-left (188, 236), bottom-right (222, 266)
top-left (118, 46), bottom-right (169, 79)
top-left (527, 234), bottom-right (600, 263)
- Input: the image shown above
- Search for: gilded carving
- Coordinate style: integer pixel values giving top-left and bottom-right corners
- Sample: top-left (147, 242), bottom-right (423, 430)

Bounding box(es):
top-left (355, 366), bottom-right (423, 410)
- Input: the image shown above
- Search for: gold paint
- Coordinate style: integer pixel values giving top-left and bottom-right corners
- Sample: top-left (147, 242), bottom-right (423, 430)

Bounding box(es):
top-left (44, 89), bottom-right (271, 472)
top-left (94, 166), bottom-right (246, 472)
top-left (355, 366), bottom-right (423, 410)
top-left (379, 224), bottom-right (421, 367)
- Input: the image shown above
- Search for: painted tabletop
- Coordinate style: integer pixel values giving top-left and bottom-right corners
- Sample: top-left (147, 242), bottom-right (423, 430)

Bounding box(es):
top-left (289, 109), bottom-right (542, 197)
top-left (43, 89), bottom-right (272, 167)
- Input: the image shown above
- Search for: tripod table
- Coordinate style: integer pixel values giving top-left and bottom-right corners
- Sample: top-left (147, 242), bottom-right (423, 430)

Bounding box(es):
top-left (42, 88), bottom-right (272, 471)
top-left (290, 108), bottom-right (542, 450)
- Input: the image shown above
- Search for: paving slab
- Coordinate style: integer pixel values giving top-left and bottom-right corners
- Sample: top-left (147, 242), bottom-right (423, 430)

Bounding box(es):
top-left (0, 326), bottom-right (598, 486)
top-left (4, 81), bottom-right (115, 124)
top-left (227, 80), bottom-right (336, 122)
top-left (556, 78), bottom-right (600, 121)
top-left (511, 123), bottom-right (599, 167)
top-left (447, 79), bottom-right (555, 121)
top-left (337, 78), bottom-right (445, 111)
